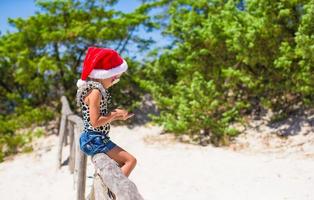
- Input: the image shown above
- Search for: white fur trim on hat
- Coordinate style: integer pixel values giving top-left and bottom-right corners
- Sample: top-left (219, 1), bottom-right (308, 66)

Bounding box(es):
top-left (76, 79), bottom-right (87, 88)
top-left (88, 59), bottom-right (128, 79)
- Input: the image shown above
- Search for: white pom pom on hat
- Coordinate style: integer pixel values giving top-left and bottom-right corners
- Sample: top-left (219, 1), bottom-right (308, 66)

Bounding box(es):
top-left (77, 47), bottom-right (128, 88)
top-left (76, 79), bottom-right (87, 88)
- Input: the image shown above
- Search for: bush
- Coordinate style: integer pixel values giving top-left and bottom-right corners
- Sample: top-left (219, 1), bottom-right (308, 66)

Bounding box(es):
top-left (138, 0), bottom-right (314, 145)
top-left (0, 106), bottom-right (54, 162)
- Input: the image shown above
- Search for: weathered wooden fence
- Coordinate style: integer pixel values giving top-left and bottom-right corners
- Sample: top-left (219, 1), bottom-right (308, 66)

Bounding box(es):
top-left (57, 96), bottom-right (144, 200)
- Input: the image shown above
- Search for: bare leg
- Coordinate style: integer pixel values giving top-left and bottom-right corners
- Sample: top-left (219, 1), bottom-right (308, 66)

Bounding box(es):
top-left (106, 145), bottom-right (137, 177)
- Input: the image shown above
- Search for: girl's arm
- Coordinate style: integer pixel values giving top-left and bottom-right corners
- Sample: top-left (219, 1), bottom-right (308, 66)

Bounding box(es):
top-left (88, 89), bottom-right (121, 128)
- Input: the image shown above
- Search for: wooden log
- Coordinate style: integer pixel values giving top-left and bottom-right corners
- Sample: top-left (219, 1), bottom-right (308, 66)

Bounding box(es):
top-left (65, 121), bottom-right (69, 146)
top-left (57, 96), bottom-right (73, 168)
top-left (73, 124), bottom-right (80, 187)
top-left (68, 115), bottom-right (84, 189)
top-left (89, 173), bottom-right (112, 200)
top-left (68, 120), bottom-right (75, 174)
top-left (71, 117), bottom-right (87, 200)
top-left (76, 147), bottom-right (87, 200)
top-left (60, 96), bottom-right (74, 115)
top-left (57, 114), bottom-right (68, 168)
top-left (87, 182), bottom-right (96, 200)
top-left (92, 153), bottom-right (144, 200)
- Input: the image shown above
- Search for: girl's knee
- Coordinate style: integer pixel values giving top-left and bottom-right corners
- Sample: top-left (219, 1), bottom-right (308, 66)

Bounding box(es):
top-left (128, 156), bottom-right (137, 167)
top-left (132, 157), bottom-right (137, 166)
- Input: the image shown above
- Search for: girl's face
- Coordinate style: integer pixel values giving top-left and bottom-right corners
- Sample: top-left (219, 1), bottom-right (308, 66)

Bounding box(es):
top-left (100, 73), bottom-right (122, 89)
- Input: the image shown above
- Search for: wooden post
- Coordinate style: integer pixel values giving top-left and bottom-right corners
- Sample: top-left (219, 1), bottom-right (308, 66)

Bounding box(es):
top-left (57, 113), bottom-right (67, 168)
top-left (68, 120), bottom-right (75, 174)
top-left (57, 96), bottom-right (73, 168)
top-left (69, 115), bottom-right (87, 200)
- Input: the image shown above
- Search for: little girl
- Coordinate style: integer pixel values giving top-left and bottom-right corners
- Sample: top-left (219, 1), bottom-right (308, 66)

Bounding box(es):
top-left (76, 47), bottom-right (137, 180)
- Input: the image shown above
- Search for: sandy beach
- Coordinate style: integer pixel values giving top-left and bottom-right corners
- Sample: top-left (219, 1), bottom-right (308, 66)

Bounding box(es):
top-left (0, 124), bottom-right (313, 200)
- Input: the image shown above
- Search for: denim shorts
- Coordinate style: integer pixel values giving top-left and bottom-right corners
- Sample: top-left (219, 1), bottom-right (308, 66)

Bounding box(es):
top-left (79, 130), bottom-right (117, 156)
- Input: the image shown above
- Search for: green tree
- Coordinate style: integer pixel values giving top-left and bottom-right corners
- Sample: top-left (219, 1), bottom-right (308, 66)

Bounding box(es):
top-left (139, 0), bottom-right (313, 145)
top-left (0, 0), bottom-right (156, 113)
top-left (0, 0), bottom-right (157, 160)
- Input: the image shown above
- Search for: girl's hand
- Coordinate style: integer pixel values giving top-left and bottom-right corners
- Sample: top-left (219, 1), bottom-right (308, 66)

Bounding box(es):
top-left (111, 108), bottom-right (133, 121)
top-left (113, 108), bottom-right (128, 117)
top-left (117, 113), bottom-right (135, 121)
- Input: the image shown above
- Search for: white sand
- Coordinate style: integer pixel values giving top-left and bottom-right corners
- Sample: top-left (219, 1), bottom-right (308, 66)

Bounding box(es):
top-left (0, 124), bottom-right (313, 200)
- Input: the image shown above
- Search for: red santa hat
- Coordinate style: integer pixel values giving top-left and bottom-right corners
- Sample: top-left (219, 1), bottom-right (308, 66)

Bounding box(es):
top-left (76, 47), bottom-right (128, 88)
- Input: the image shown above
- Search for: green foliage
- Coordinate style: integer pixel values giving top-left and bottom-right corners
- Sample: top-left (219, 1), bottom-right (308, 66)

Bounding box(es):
top-left (139, 0), bottom-right (314, 145)
top-left (0, 0), bottom-right (157, 160)
top-left (0, 107), bottom-right (54, 162)
top-left (0, 0), bottom-right (156, 114)
top-left (0, 128), bottom-right (45, 162)
top-left (1, 0), bottom-right (313, 150)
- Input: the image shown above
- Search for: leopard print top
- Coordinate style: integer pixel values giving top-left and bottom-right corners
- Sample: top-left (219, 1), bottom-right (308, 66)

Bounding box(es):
top-left (76, 81), bottom-right (111, 134)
